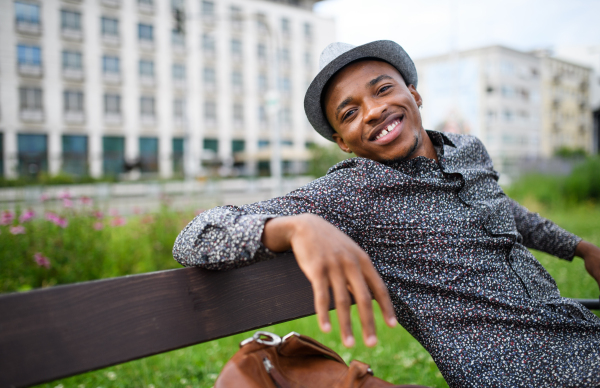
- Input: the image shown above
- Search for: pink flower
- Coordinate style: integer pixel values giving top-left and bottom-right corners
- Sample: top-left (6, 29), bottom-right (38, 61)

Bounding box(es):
top-left (10, 225), bottom-right (26, 235)
top-left (34, 252), bottom-right (51, 268)
top-left (109, 209), bottom-right (119, 217)
top-left (93, 210), bottom-right (104, 219)
top-left (55, 217), bottom-right (68, 228)
top-left (19, 209), bottom-right (35, 223)
top-left (133, 207), bottom-right (142, 215)
top-left (80, 196), bottom-right (93, 206)
top-left (62, 198), bottom-right (73, 208)
top-left (45, 212), bottom-right (68, 228)
top-left (93, 222), bottom-right (104, 230)
top-left (1, 210), bottom-right (15, 225)
top-left (58, 191), bottom-right (71, 200)
top-left (40, 193), bottom-right (51, 202)
top-left (111, 216), bottom-right (126, 227)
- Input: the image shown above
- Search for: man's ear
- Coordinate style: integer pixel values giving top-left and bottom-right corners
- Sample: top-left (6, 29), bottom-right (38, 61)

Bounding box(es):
top-left (408, 85), bottom-right (423, 107)
top-left (332, 132), bottom-right (352, 153)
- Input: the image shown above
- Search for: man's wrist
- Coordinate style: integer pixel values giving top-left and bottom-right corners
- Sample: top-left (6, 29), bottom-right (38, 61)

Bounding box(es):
top-left (575, 240), bottom-right (593, 259)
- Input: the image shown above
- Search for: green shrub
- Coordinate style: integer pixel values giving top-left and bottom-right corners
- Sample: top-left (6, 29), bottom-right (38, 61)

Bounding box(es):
top-left (564, 156), bottom-right (600, 202)
top-left (307, 143), bottom-right (351, 178)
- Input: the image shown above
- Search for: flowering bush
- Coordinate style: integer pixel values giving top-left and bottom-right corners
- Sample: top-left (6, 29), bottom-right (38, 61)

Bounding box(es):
top-left (0, 195), bottom-right (195, 293)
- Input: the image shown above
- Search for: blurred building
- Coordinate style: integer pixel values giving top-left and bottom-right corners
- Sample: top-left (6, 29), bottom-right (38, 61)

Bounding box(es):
top-left (415, 46), bottom-right (542, 178)
top-left (0, 0), bottom-right (335, 179)
top-left (533, 51), bottom-right (593, 157)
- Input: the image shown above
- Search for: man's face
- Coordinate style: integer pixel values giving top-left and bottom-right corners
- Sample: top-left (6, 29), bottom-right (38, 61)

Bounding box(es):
top-left (323, 60), bottom-right (426, 163)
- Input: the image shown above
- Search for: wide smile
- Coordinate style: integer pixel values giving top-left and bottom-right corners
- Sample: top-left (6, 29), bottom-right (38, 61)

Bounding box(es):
top-left (370, 114), bottom-right (405, 144)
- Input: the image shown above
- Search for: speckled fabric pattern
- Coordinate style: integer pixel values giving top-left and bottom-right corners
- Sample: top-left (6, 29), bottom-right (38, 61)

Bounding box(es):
top-left (173, 131), bottom-right (600, 387)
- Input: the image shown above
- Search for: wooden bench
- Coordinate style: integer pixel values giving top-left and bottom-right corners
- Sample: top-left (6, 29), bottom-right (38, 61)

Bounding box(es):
top-left (1, 252), bottom-right (598, 388)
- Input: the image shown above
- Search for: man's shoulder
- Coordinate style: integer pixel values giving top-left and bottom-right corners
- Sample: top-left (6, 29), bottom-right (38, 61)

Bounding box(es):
top-left (441, 132), bottom-right (495, 171)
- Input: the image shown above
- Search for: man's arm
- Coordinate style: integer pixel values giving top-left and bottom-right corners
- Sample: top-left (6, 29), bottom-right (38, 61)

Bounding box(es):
top-left (509, 198), bottom-right (600, 290)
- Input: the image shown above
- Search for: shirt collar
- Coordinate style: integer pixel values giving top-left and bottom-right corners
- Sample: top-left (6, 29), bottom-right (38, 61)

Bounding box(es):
top-left (426, 130), bottom-right (456, 148)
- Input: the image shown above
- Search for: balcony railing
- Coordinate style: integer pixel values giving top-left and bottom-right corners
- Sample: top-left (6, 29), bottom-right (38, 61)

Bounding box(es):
top-left (140, 115), bottom-right (156, 126)
top-left (102, 34), bottom-right (120, 47)
top-left (18, 64), bottom-right (43, 77)
top-left (139, 39), bottom-right (155, 51)
top-left (101, 0), bottom-right (121, 7)
top-left (104, 113), bottom-right (122, 125)
top-left (64, 111), bottom-right (85, 124)
top-left (20, 109), bottom-right (44, 122)
top-left (15, 21), bottom-right (41, 35)
top-left (63, 68), bottom-right (84, 81)
top-left (103, 72), bottom-right (121, 84)
top-left (61, 28), bottom-right (83, 41)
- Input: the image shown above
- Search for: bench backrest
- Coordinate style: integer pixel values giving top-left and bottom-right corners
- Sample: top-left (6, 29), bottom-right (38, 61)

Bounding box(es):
top-left (0, 252), bottom-right (598, 388)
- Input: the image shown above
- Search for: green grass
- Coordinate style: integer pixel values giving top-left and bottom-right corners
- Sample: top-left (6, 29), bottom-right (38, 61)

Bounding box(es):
top-left (28, 200), bottom-right (600, 388)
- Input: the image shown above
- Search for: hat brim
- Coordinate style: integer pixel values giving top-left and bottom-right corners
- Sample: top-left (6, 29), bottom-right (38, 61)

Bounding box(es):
top-left (304, 40), bottom-right (418, 142)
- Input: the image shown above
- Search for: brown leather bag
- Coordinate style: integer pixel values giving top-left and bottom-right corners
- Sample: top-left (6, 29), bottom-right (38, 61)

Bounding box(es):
top-left (215, 331), bottom-right (430, 388)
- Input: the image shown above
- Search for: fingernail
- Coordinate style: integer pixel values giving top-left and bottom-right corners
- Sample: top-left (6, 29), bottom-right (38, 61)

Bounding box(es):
top-left (344, 336), bottom-right (355, 347)
top-left (387, 317), bottom-right (398, 327)
top-left (366, 335), bottom-right (377, 347)
top-left (322, 322), bottom-right (331, 332)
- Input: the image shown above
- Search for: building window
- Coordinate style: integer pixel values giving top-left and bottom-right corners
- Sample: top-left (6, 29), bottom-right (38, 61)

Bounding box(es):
top-left (103, 55), bottom-right (120, 74)
top-left (19, 87), bottom-right (42, 111)
top-left (304, 52), bottom-right (311, 66)
top-left (232, 71), bottom-right (243, 90)
top-left (204, 101), bottom-right (217, 122)
top-left (231, 39), bottom-right (242, 57)
top-left (138, 23), bottom-right (154, 42)
top-left (202, 33), bottom-right (216, 54)
top-left (173, 98), bottom-right (185, 119)
top-left (15, 2), bottom-right (40, 24)
top-left (104, 94), bottom-right (121, 114)
top-left (139, 137), bottom-right (158, 173)
top-left (17, 44), bottom-right (41, 66)
top-left (281, 18), bottom-right (290, 35)
top-left (258, 105), bottom-right (267, 126)
top-left (503, 109), bottom-right (513, 122)
top-left (139, 0), bottom-right (154, 4)
top-left (18, 134), bottom-right (47, 177)
top-left (258, 74), bottom-right (267, 93)
top-left (62, 50), bottom-right (82, 70)
top-left (230, 5), bottom-right (243, 28)
top-left (203, 138), bottom-right (218, 152)
top-left (103, 136), bottom-right (124, 176)
top-left (279, 48), bottom-right (290, 64)
top-left (172, 138), bottom-right (184, 174)
top-left (279, 77), bottom-right (291, 93)
top-left (258, 139), bottom-right (269, 149)
top-left (62, 135), bottom-right (88, 176)
top-left (101, 16), bottom-right (119, 37)
top-left (303, 22), bottom-right (312, 40)
top-left (281, 107), bottom-right (292, 125)
top-left (139, 60), bottom-right (154, 77)
top-left (63, 90), bottom-right (84, 113)
top-left (172, 64), bottom-right (186, 80)
top-left (61, 10), bottom-right (81, 31)
top-left (202, 0), bottom-right (214, 16)
top-left (203, 67), bottom-right (216, 86)
top-left (256, 13), bottom-right (268, 34)
top-left (140, 96), bottom-right (155, 117)
top-left (257, 43), bottom-right (267, 60)
top-left (233, 103), bottom-right (243, 125)
top-left (172, 29), bottom-right (185, 46)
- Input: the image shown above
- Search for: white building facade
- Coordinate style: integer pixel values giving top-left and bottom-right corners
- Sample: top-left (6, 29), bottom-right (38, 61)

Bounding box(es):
top-left (0, 0), bottom-right (335, 179)
top-left (415, 46), bottom-right (543, 179)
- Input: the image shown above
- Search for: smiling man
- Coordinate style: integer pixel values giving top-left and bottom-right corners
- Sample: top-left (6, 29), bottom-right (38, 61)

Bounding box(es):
top-left (173, 41), bottom-right (600, 387)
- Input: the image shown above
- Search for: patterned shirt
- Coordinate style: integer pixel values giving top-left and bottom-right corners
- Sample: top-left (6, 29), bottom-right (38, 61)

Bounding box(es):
top-left (173, 131), bottom-right (600, 387)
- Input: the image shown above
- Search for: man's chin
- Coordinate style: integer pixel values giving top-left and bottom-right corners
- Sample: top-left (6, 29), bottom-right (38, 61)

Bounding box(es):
top-left (380, 134), bottom-right (420, 165)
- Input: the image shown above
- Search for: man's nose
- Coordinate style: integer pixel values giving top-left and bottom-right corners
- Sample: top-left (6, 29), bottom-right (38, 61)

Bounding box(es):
top-left (362, 98), bottom-right (387, 125)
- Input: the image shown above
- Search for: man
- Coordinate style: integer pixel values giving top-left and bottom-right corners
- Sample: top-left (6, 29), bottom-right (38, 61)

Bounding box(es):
top-left (173, 41), bottom-right (600, 386)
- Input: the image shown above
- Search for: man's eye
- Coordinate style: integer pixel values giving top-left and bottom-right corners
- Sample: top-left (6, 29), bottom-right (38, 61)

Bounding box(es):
top-left (343, 109), bottom-right (356, 120)
top-left (379, 85), bottom-right (392, 94)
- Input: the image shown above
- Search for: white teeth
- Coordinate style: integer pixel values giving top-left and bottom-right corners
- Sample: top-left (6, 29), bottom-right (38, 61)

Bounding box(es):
top-left (375, 120), bottom-right (401, 140)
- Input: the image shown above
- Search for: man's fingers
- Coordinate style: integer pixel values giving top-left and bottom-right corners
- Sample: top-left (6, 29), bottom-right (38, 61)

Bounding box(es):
top-left (345, 265), bottom-right (378, 347)
top-left (330, 269), bottom-right (355, 347)
top-left (311, 278), bottom-right (332, 333)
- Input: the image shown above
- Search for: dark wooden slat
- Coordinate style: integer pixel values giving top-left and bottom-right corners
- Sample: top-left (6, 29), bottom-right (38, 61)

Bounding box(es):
top-left (577, 299), bottom-right (600, 310)
top-left (0, 253), bottom-right (320, 388)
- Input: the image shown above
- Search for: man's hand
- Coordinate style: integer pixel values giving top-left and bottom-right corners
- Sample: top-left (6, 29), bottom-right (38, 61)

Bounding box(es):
top-left (575, 240), bottom-right (600, 292)
top-left (262, 214), bottom-right (397, 348)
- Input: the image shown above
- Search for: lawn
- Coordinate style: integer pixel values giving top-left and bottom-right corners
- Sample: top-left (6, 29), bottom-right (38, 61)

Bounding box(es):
top-left (1, 190), bottom-right (598, 388)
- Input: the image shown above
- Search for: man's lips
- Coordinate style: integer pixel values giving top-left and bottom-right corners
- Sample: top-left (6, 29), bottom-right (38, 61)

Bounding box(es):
top-left (370, 114), bottom-right (405, 144)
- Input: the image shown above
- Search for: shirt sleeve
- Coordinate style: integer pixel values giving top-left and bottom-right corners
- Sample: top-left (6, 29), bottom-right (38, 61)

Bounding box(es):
top-left (509, 198), bottom-right (582, 261)
top-left (172, 164), bottom-right (368, 270)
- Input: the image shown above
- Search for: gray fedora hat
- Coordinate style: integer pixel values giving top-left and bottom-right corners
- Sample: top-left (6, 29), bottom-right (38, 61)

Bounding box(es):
top-left (304, 40), bottom-right (418, 142)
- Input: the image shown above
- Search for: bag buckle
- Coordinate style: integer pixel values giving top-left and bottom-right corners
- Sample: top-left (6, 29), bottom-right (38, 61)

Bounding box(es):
top-left (240, 331), bottom-right (282, 348)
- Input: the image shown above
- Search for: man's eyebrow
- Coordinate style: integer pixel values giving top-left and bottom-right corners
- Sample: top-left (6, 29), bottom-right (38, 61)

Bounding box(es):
top-left (367, 74), bottom-right (393, 88)
top-left (335, 97), bottom-right (353, 120)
